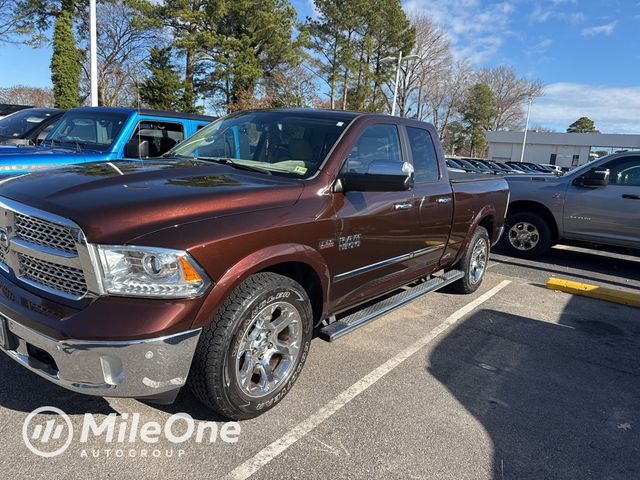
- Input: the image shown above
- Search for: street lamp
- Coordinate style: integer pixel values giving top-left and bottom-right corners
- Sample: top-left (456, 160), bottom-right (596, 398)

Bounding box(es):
top-left (89, 0), bottom-right (98, 106)
top-left (381, 52), bottom-right (420, 116)
top-left (519, 96), bottom-right (533, 162)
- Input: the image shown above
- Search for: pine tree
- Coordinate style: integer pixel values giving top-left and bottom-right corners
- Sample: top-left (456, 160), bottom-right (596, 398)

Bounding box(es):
top-left (139, 47), bottom-right (183, 110)
top-left (460, 82), bottom-right (497, 157)
top-left (50, 0), bottom-right (80, 108)
top-left (567, 116), bottom-right (599, 133)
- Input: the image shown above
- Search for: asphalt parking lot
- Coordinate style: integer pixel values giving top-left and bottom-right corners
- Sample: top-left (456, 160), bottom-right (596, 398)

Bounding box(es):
top-left (1, 244), bottom-right (639, 480)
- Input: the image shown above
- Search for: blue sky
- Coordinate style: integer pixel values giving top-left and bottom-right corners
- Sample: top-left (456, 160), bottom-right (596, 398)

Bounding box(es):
top-left (1, 0), bottom-right (638, 132)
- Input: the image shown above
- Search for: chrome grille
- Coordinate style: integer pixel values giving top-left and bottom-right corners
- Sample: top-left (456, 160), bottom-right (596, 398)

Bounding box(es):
top-left (15, 213), bottom-right (78, 254)
top-left (18, 253), bottom-right (87, 297)
top-left (0, 197), bottom-right (96, 300)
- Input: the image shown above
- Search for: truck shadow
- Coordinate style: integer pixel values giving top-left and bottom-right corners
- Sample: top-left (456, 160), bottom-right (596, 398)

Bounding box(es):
top-left (428, 299), bottom-right (640, 479)
top-left (0, 351), bottom-right (226, 421)
top-left (0, 354), bottom-right (116, 416)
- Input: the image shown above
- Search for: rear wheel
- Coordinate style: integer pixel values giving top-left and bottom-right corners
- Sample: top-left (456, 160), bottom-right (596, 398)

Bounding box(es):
top-left (188, 272), bottom-right (312, 420)
top-left (449, 226), bottom-right (490, 294)
top-left (501, 212), bottom-right (552, 258)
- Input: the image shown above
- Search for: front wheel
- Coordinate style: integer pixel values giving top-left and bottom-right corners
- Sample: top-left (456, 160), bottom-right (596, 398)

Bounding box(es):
top-left (449, 226), bottom-right (490, 294)
top-left (188, 272), bottom-right (312, 420)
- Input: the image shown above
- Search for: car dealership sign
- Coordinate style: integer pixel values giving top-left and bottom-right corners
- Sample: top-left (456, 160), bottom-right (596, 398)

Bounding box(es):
top-left (23, 406), bottom-right (241, 458)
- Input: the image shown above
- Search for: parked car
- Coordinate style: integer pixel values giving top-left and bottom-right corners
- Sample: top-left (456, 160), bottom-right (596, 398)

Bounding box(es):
top-left (446, 158), bottom-right (472, 173)
top-left (538, 163), bottom-right (564, 175)
top-left (0, 107), bottom-right (215, 174)
top-left (505, 161), bottom-right (546, 173)
top-left (450, 158), bottom-right (492, 174)
top-left (475, 159), bottom-right (522, 175)
top-left (0, 107), bottom-right (64, 147)
top-left (0, 104), bottom-right (33, 120)
top-left (0, 109), bottom-right (509, 419)
top-left (501, 151), bottom-right (640, 257)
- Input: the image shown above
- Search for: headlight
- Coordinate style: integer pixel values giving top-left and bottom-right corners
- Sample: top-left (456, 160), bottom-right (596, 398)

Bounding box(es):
top-left (95, 245), bottom-right (211, 298)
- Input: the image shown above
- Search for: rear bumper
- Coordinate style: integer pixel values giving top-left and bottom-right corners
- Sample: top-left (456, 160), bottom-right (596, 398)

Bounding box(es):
top-left (1, 317), bottom-right (201, 398)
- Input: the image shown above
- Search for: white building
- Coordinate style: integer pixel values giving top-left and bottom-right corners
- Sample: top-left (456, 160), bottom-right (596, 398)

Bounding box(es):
top-left (485, 131), bottom-right (640, 168)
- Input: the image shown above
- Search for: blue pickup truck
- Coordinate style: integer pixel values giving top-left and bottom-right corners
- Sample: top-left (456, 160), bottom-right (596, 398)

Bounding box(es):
top-left (0, 107), bottom-right (215, 174)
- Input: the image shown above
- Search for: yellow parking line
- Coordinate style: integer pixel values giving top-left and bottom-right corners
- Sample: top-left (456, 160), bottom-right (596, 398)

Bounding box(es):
top-left (546, 277), bottom-right (640, 308)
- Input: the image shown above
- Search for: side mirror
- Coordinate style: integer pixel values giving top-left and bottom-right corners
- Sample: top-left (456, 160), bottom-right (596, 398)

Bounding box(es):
top-left (339, 161), bottom-right (415, 192)
top-left (573, 168), bottom-right (609, 188)
top-left (125, 138), bottom-right (149, 159)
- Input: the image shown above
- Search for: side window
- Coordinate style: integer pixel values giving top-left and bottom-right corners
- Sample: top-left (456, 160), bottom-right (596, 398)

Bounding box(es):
top-left (406, 127), bottom-right (440, 183)
top-left (602, 156), bottom-right (640, 186)
top-left (342, 124), bottom-right (402, 174)
top-left (36, 124), bottom-right (55, 144)
top-left (130, 121), bottom-right (185, 157)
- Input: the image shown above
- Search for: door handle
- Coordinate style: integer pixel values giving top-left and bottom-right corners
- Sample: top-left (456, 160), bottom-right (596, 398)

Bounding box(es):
top-left (393, 202), bottom-right (413, 211)
top-left (436, 197), bottom-right (452, 204)
top-left (622, 194), bottom-right (640, 200)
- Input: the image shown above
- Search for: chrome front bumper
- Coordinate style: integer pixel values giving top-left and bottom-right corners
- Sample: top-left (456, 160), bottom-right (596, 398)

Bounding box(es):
top-left (0, 316), bottom-right (201, 399)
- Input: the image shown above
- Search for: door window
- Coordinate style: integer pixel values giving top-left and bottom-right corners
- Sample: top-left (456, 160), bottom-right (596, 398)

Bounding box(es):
top-left (602, 156), bottom-right (640, 186)
top-left (342, 124), bottom-right (402, 174)
top-left (36, 124), bottom-right (55, 144)
top-left (130, 121), bottom-right (185, 157)
top-left (406, 127), bottom-right (440, 183)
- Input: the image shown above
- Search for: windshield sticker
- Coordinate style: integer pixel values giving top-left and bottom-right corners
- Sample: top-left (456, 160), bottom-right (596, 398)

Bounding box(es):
top-left (293, 166), bottom-right (308, 175)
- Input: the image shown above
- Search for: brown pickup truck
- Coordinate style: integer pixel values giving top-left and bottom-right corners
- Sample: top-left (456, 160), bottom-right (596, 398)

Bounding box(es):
top-left (0, 109), bottom-right (508, 419)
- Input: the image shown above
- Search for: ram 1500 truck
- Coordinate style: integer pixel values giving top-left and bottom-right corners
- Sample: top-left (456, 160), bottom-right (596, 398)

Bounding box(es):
top-left (0, 107), bottom-right (214, 174)
top-left (0, 109), bottom-right (508, 419)
top-left (500, 151), bottom-right (640, 258)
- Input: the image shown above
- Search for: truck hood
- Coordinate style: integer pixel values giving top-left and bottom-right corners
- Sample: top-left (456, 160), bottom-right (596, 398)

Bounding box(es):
top-left (0, 159), bottom-right (304, 244)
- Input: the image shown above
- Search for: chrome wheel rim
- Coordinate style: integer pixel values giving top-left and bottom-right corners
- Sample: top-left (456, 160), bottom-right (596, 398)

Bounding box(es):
top-left (508, 222), bottom-right (540, 251)
top-left (235, 301), bottom-right (302, 398)
top-left (469, 238), bottom-right (488, 284)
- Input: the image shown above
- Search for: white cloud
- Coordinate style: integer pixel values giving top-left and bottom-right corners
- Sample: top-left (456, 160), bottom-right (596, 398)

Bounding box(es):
top-left (531, 83), bottom-right (640, 134)
top-left (527, 37), bottom-right (553, 55)
top-left (581, 21), bottom-right (617, 36)
top-left (404, 0), bottom-right (516, 64)
top-left (530, 3), bottom-right (584, 25)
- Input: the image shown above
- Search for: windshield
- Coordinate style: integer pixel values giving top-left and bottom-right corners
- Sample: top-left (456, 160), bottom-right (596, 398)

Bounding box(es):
top-left (169, 111), bottom-right (354, 179)
top-left (0, 109), bottom-right (58, 139)
top-left (43, 111), bottom-right (128, 151)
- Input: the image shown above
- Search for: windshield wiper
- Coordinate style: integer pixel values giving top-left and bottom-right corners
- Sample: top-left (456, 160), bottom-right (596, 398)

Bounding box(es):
top-left (197, 157), bottom-right (273, 175)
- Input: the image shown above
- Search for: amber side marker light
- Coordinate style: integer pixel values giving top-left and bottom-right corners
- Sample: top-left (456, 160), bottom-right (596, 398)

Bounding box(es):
top-left (180, 257), bottom-right (203, 283)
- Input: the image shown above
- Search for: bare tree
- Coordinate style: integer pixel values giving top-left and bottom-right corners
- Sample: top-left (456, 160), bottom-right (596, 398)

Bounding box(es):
top-left (395, 14), bottom-right (452, 118)
top-left (477, 66), bottom-right (544, 131)
top-left (78, 0), bottom-right (158, 106)
top-left (422, 60), bottom-right (474, 138)
top-left (265, 62), bottom-right (320, 108)
top-left (0, 85), bottom-right (55, 106)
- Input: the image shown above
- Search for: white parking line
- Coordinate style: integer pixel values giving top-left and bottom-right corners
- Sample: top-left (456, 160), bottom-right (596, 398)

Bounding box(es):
top-left (225, 280), bottom-right (512, 480)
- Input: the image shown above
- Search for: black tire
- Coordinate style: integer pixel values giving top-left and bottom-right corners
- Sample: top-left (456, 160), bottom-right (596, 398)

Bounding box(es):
top-left (501, 211), bottom-right (553, 259)
top-left (449, 226), bottom-right (490, 294)
top-left (188, 272), bottom-right (313, 420)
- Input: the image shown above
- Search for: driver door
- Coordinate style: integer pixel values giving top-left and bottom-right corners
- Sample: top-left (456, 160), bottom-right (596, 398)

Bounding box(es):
top-left (563, 155), bottom-right (640, 246)
top-left (331, 123), bottom-right (423, 309)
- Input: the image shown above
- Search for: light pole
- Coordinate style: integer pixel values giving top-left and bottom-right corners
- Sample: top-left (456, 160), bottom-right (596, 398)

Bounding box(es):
top-left (381, 53), bottom-right (420, 116)
top-left (519, 96), bottom-right (533, 162)
top-left (89, 0), bottom-right (98, 107)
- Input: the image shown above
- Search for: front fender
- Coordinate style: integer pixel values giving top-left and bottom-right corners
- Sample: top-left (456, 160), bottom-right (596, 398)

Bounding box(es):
top-left (191, 243), bottom-right (330, 329)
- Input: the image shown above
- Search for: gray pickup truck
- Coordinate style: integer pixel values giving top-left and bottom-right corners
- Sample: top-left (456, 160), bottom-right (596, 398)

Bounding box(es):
top-left (501, 151), bottom-right (640, 258)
